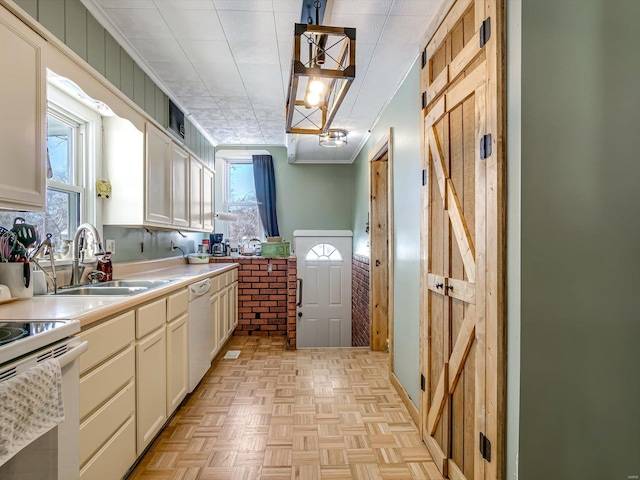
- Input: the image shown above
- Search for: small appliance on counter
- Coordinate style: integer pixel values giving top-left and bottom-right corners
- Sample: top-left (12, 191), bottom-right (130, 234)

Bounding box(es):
top-left (210, 233), bottom-right (225, 256)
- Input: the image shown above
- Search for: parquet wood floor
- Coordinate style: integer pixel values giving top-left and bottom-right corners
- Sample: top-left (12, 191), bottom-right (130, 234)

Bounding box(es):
top-left (129, 337), bottom-right (445, 480)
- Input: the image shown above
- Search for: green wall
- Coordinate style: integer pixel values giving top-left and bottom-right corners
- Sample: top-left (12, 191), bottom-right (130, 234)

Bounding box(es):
top-left (515, 0), bottom-right (640, 478)
top-left (351, 59), bottom-right (422, 406)
top-left (214, 146), bottom-right (354, 245)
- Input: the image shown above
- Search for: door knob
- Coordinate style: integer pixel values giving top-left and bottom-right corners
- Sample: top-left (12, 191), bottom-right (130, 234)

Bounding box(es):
top-left (298, 312), bottom-right (303, 317)
top-left (375, 260), bottom-right (381, 266)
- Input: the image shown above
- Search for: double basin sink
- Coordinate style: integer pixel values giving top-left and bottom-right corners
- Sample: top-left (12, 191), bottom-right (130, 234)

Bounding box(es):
top-left (53, 279), bottom-right (174, 296)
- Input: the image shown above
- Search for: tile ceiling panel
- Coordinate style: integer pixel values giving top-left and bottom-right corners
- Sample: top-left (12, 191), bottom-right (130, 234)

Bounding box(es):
top-left (129, 38), bottom-right (186, 63)
top-left (97, 0), bottom-right (154, 8)
top-left (154, 0), bottom-right (215, 9)
top-left (218, 10), bottom-right (280, 65)
top-left (148, 61), bottom-right (201, 83)
top-left (213, 0), bottom-right (274, 11)
top-left (88, 0), bottom-right (446, 161)
top-left (161, 9), bottom-right (226, 41)
top-left (103, 8), bottom-right (173, 39)
top-left (195, 62), bottom-right (246, 97)
top-left (379, 14), bottom-right (431, 45)
top-left (330, 0), bottom-right (393, 15)
top-left (177, 96), bottom-right (218, 109)
top-left (179, 40), bottom-right (234, 64)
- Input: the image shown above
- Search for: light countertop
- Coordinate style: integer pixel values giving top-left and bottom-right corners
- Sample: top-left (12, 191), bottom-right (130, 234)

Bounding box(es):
top-left (0, 262), bottom-right (237, 328)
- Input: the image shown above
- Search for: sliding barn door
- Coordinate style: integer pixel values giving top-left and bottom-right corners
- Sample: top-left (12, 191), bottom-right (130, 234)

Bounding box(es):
top-left (419, 0), bottom-right (504, 479)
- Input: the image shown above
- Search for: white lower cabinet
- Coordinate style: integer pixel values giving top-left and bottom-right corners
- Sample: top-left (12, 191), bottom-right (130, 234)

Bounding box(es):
top-left (136, 326), bottom-right (167, 455)
top-left (209, 292), bottom-right (220, 360)
top-left (166, 313), bottom-right (188, 416)
top-left (77, 312), bottom-right (135, 480)
top-left (77, 272), bottom-right (238, 478)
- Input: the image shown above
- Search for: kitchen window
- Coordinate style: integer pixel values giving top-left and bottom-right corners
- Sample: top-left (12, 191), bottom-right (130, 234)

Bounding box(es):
top-left (224, 160), bottom-right (263, 241)
top-left (0, 83), bottom-right (101, 255)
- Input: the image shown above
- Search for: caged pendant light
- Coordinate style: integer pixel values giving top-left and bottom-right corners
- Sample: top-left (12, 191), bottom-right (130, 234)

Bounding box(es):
top-left (285, 1), bottom-right (356, 135)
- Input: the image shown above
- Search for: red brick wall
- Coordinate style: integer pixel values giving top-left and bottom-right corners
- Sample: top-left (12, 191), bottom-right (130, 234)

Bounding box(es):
top-left (352, 254), bottom-right (370, 347)
top-left (210, 257), bottom-right (297, 349)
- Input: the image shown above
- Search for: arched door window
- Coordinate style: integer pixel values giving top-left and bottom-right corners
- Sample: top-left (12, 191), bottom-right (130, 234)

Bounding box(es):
top-left (305, 243), bottom-right (343, 261)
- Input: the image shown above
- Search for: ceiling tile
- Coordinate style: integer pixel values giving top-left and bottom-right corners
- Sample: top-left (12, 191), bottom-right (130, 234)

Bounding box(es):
top-left (153, 0), bottom-right (215, 9)
top-left (379, 14), bottom-right (430, 45)
top-left (188, 106), bottom-right (227, 121)
top-left (164, 80), bottom-right (210, 97)
top-left (161, 9), bottom-right (226, 41)
top-left (103, 8), bottom-right (173, 39)
top-left (179, 40), bottom-right (235, 64)
top-left (212, 96), bottom-right (252, 109)
top-left (96, 0), bottom-right (154, 8)
top-left (330, 0), bottom-right (393, 16)
top-left (213, 0), bottom-right (272, 11)
top-left (195, 63), bottom-right (246, 97)
top-left (218, 10), bottom-right (279, 64)
top-left (130, 38), bottom-right (186, 63)
top-left (148, 61), bottom-right (201, 82)
top-left (177, 96), bottom-right (218, 108)
top-left (223, 109), bottom-right (258, 122)
top-left (329, 13), bottom-right (387, 42)
top-left (273, 0), bottom-right (303, 13)
top-left (390, 0), bottom-right (443, 16)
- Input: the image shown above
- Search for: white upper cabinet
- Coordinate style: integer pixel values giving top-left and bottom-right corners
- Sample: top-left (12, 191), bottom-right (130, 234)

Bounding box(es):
top-left (0, 6), bottom-right (46, 210)
top-left (171, 143), bottom-right (189, 228)
top-left (189, 156), bottom-right (203, 230)
top-left (145, 122), bottom-right (172, 226)
top-left (103, 117), bottom-right (213, 232)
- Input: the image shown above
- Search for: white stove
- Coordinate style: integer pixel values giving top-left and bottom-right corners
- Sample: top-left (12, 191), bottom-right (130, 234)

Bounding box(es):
top-left (0, 319), bottom-right (80, 365)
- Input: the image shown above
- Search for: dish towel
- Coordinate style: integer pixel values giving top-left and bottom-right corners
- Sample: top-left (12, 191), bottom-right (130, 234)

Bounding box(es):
top-left (0, 358), bottom-right (65, 467)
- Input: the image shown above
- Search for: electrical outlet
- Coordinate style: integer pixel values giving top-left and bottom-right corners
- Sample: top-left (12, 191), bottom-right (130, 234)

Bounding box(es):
top-left (171, 240), bottom-right (176, 251)
top-left (105, 239), bottom-right (115, 254)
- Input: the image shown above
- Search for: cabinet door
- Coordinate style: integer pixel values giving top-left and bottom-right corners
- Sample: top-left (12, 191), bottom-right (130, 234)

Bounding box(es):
top-left (218, 287), bottom-right (228, 350)
top-left (166, 313), bottom-right (188, 416)
top-left (145, 122), bottom-right (172, 225)
top-left (230, 283), bottom-right (238, 333)
top-left (203, 167), bottom-right (214, 231)
top-left (136, 327), bottom-right (167, 455)
top-left (209, 293), bottom-right (219, 360)
top-left (171, 143), bottom-right (189, 227)
top-left (189, 157), bottom-right (203, 230)
top-left (0, 6), bottom-right (46, 210)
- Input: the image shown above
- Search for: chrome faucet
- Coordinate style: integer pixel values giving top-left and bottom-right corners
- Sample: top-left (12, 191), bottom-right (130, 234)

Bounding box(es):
top-left (70, 223), bottom-right (106, 286)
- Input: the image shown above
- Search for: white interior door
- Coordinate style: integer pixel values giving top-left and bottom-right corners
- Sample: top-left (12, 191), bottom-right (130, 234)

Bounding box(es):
top-left (294, 230), bottom-right (352, 348)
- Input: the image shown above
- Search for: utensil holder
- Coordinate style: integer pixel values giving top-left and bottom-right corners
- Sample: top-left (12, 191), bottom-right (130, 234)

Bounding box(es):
top-left (0, 262), bottom-right (33, 298)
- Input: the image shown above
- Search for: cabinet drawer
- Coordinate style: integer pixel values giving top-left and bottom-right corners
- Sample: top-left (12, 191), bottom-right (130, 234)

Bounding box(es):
top-left (78, 311), bottom-right (135, 375)
top-left (137, 297), bottom-right (166, 338)
top-left (80, 346), bottom-right (134, 421)
top-left (79, 415), bottom-right (136, 480)
top-left (167, 288), bottom-right (188, 321)
top-left (208, 275), bottom-right (219, 296)
top-left (80, 380), bottom-right (135, 466)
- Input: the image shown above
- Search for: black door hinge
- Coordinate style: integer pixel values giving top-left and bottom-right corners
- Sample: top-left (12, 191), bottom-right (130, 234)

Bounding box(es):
top-left (479, 432), bottom-right (492, 461)
top-left (421, 91), bottom-right (427, 109)
top-left (420, 374), bottom-right (426, 391)
top-left (421, 50), bottom-right (427, 69)
top-left (480, 133), bottom-right (492, 160)
top-left (422, 169), bottom-right (427, 186)
top-left (480, 17), bottom-right (491, 48)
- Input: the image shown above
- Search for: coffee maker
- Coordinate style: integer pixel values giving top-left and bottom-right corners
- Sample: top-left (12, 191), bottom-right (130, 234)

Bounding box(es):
top-left (210, 233), bottom-right (225, 256)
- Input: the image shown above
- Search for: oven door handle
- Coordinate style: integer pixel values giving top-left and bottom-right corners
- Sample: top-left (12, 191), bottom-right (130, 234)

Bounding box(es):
top-left (56, 340), bottom-right (88, 369)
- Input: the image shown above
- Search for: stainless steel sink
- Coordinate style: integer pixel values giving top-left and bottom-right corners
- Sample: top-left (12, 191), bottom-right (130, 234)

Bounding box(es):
top-left (91, 279), bottom-right (173, 288)
top-left (54, 286), bottom-right (149, 296)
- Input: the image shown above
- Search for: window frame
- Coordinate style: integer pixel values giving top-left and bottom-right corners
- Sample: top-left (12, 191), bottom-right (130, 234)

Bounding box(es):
top-left (222, 158), bottom-right (264, 241)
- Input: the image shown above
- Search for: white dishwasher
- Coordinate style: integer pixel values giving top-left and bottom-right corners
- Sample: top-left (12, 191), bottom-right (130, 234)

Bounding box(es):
top-left (188, 277), bottom-right (211, 392)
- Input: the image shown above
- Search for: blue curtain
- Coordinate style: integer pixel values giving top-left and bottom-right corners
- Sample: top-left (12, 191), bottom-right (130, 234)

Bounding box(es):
top-left (252, 155), bottom-right (280, 237)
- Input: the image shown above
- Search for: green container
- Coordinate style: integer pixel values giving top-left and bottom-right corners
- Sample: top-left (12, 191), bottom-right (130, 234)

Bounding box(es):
top-left (260, 242), bottom-right (290, 258)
